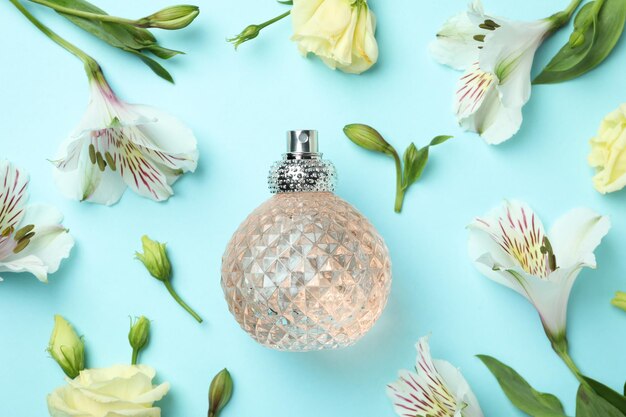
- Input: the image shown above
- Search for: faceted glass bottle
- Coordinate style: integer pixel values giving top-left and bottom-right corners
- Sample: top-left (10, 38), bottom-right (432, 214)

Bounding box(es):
top-left (221, 130), bottom-right (392, 351)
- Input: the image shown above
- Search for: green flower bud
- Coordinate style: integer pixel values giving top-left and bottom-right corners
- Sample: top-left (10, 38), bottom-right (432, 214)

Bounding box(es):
top-left (343, 124), bottom-right (396, 156)
top-left (228, 25), bottom-right (261, 49)
top-left (47, 315), bottom-right (85, 379)
top-left (140, 5), bottom-right (200, 30)
top-left (208, 368), bottom-right (234, 417)
top-left (612, 291), bottom-right (626, 312)
top-left (568, 30), bottom-right (585, 48)
top-left (129, 316), bottom-right (150, 365)
top-left (136, 235), bottom-right (171, 282)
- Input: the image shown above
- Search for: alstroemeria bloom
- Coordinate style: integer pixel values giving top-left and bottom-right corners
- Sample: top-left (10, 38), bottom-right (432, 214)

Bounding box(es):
top-left (468, 200), bottom-right (610, 340)
top-left (387, 336), bottom-right (484, 417)
top-left (430, 0), bottom-right (555, 144)
top-left (291, 0), bottom-right (378, 74)
top-left (0, 161), bottom-right (74, 282)
top-left (52, 70), bottom-right (198, 205)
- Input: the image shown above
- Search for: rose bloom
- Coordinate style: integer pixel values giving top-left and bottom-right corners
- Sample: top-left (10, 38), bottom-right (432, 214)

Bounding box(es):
top-left (291, 0), bottom-right (378, 74)
top-left (47, 365), bottom-right (169, 417)
top-left (589, 103), bottom-right (626, 194)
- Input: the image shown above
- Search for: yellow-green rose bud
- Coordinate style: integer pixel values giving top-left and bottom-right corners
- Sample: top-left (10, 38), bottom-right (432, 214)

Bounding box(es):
top-left (140, 5), bottom-right (200, 30)
top-left (48, 315), bottom-right (85, 379)
top-left (136, 235), bottom-right (171, 282)
top-left (589, 104), bottom-right (626, 194)
top-left (129, 316), bottom-right (151, 365)
top-left (208, 368), bottom-right (234, 417)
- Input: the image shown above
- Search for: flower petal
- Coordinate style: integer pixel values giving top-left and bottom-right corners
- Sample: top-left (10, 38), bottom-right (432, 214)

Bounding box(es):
top-left (0, 160), bottom-right (29, 233)
top-left (455, 64), bottom-right (522, 144)
top-left (468, 200), bottom-right (551, 277)
top-left (386, 335), bottom-right (482, 417)
top-left (434, 359), bottom-right (484, 417)
top-left (0, 255), bottom-right (48, 282)
top-left (430, 0), bottom-right (492, 70)
top-left (549, 208), bottom-right (610, 269)
top-left (2, 204), bottom-right (74, 280)
top-left (53, 147), bottom-right (127, 206)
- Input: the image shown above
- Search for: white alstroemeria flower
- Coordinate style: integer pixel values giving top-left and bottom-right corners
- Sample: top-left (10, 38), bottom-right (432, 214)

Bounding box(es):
top-left (387, 335), bottom-right (484, 417)
top-left (468, 200), bottom-right (610, 340)
top-left (52, 70), bottom-right (198, 205)
top-left (430, 0), bottom-right (556, 144)
top-left (0, 161), bottom-right (74, 282)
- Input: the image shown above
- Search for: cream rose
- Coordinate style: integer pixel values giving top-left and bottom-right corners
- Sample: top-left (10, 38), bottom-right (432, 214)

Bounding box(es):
top-left (589, 104), bottom-right (626, 194)
top-left (291, 0), bottom-right (378, 74)
top-left (47, 365), bottom-right (170, 417)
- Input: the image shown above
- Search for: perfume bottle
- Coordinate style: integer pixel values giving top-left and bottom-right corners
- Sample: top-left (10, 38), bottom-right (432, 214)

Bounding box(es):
top-left (221, 130), bottom-right (392, 351)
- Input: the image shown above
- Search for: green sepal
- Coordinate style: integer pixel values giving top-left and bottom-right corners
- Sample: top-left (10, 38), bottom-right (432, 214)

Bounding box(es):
top-left (582, 377), bottom-right (626, 414)
top-left (534, 0), bottom-right (626, 84)
top-left (478, 355), bottom-right (567, 417)
top-left (576, 384), bottom-right (625, 417)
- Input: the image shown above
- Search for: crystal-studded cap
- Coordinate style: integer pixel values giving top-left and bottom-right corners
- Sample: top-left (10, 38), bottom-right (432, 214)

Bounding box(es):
top-left (268, 130), bottom-right (337, 193)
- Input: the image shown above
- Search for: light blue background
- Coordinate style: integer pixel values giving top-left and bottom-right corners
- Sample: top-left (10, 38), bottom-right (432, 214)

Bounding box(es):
top-left (1, 0), bottom-right (626, 415)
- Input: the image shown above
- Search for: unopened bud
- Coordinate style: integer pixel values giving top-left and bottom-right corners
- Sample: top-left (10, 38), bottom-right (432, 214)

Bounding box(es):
top-left (343, 124), bottom-right (396, 156)
top-left (140, 5), bottom-right (200, 30)
top-left (128, 316), bottom-right (150, 365)
top-left (208, 368), bottom-right (234, 417)
top-left (228, 25), bottom-right (261, 49)
top-left (136, 235), bottom-right (171, 282)
top-left (569, 30), bottom-right (585, 48)
top-left (48, 315), bottom-right (85, 379)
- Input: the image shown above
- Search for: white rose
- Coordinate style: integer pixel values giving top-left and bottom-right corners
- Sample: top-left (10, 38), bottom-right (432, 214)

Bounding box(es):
top-left (291, 0), bottom-right (378, 74)
top-left (47, 365), bottom-right (170, 417)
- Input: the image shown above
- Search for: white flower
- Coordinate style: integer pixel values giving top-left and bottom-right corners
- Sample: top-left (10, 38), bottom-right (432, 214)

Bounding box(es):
top-left (47, 364), bottom-right (169, 417)
top-left (468, 200), bottom-right (610, 339)
top-left (0, 161), bottom-right (73, 282)
top-left (430, 0), bottom-right (554, 144)
top-left (387, 335), bottom-right (484, 417)
top-left (291, 0), bottom-right (378, 74)
top-left (52, 70), bottom-right (198, 206)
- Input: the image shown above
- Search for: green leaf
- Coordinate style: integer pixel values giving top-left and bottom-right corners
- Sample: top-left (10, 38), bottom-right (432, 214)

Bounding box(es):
top-left (145, 44), bottom-right (184, 60)
top-left (277, 0), bottom-right (293, 4)
top-left (535, 0), bottom-right (626, 84)
top-left (582, 377), bottom-right (626, 414)
top-left (478, 355), bottom-right (567, 417)
top-left (46, 0), bottom-right (181, 80)
top-left (576, 384), bottom-right (625, 417)
top-left (130, 51), bottom-right (174, 83)
top-left (402, 144), bottom-right (429, 189)
top-left (429, 135), bottom-right (453, 146)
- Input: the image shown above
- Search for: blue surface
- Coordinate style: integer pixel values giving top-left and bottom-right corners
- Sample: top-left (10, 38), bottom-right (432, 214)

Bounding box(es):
top-left (1, 0), bottom-right (626, 415)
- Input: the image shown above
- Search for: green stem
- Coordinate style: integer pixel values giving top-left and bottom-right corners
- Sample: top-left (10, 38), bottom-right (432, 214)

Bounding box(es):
top-left (551, 336), bottom-right (586, 385)
top-left (257, 10), bottom-right (291, 30)
top-left (10, 0), bottom-right (100, 77)
top-left (131, 349), bottom-right (139, 365)
top-left (27, 0), bottom-right (143, 26)
top-left (549, 0), bottom-right (584, 28)
top-left (393, 152), bottom-right (404, 213)
top-left (163, 280), bottom-right (203, 323)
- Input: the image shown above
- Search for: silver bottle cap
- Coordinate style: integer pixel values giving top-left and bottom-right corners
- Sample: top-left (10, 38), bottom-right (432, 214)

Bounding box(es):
top-left (287, 130), bottom-right (318, 157)
top-left (269, 130), bottom-right (337, 193)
